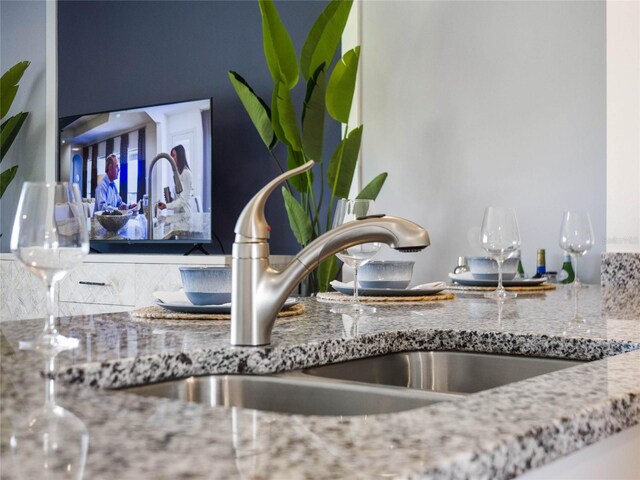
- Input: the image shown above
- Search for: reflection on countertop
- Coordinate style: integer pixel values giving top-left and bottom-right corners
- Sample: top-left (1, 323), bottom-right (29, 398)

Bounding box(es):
top-left (8, 349), bottom-right (89, 479)
top-left (0, 286), bottom-right (639, 479)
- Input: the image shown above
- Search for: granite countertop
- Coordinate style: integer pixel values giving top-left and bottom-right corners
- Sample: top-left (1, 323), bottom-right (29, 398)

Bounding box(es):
top-left (1, 286), bottom-right (639, 479)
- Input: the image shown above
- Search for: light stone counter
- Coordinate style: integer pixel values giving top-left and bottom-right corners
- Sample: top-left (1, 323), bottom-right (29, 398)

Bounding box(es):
top-left (1, 286), bottom-right (639, 479)
top-left (90, 211), bottom-right (211, 241)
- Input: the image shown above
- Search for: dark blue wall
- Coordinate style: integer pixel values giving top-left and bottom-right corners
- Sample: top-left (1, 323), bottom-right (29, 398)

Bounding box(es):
top-left (58, 0), bottom-right (339, 255)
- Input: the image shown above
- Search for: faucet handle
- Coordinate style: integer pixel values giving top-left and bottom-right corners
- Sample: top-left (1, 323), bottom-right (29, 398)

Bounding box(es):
top-left (234, 160), bottom-right (315, 242)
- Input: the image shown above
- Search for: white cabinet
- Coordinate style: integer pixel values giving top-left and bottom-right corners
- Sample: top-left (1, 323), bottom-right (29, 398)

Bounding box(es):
top-left (60, 263), bottom-right (137, 306)
top-left (57, 302), bottom-right (131, 317)
top-left (1, 254), bottom-right (225, 320)
top-left (134, 263), bottom-right (190, 307)
top-left (1, 254), bottom-right (292, 320)
top-left (57, 255), bottom-right (228, 316)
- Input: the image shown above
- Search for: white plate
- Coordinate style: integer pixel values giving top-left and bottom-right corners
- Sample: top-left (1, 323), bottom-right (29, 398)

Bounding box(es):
top-left (156, 297), bottom-right (299, 314)
top-left (332, 285), bottom-right (446, 297)
top-left (449, 272), bottom-right (547, 287)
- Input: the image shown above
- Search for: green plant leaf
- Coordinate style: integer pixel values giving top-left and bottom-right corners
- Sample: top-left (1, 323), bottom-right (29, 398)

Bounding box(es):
top-left (1, 61), bottom-right (30, 120)
top-left (1, 89), bottom-right (17, 123)
top-left (271, 83), bottom-right (286, 147)
top-left (282, 186), bottom-right (313, 245)
top-left (272, 81), bottom-right (302, 151)
top-left (301, 0), bottom-right (353, 81)
top-left (1, 113), bottom-right (28, 162)
top-left (356, 172), bottom-right (388, 200)
top-left (326, 46), bottom-right (360, 124)
top-left (259, 0), bottom-right (298, 89)
top-left (327, 125), bottom-right (363, 198)
top-left (228, 71), bottom-right (277, 150)
top-left (0, 166), bottom-right (18, 199)
top-left (301, 65), bottom-right (326, 162)
top-left (317, 256), bottom-right (340, 292)
top-left (286, 146), bottom-right (311, 193)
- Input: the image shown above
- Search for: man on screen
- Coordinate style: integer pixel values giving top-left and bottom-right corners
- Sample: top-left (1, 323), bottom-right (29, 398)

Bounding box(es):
top-left (95, 154), bottom-right (136, 211)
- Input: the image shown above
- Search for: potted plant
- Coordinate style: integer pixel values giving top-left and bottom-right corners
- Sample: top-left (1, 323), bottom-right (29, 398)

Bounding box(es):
top-left (229, 0), bottom-right (386, 293)
top-left (1, 61), bottom-right (30, 200)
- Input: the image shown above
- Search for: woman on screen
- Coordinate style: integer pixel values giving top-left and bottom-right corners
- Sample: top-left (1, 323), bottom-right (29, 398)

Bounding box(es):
top-left (157, 144), bottom-right (195, 215)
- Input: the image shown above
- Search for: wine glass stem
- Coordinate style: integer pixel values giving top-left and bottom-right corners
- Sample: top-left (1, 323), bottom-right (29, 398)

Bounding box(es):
top-left (44, 355), bottom-right (57, 407)
top-left (353, 266), bottom-right (360, 305)
top-left (571, 253), bottom-right (580, 289)
top-left (496, 259), bottom-right (505, 293)
top-left (44, 281), bottom-right (59, 336)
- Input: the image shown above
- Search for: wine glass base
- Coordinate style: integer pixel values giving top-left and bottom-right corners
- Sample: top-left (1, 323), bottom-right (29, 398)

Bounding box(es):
top-left (11, 404), bottom-right (89, 479)
top-left (19, 333), bottom-right (79, 355)
top-left (484, 289), bottom-right (517, 300)
top-left (330, 303), bottom-right (377, 314)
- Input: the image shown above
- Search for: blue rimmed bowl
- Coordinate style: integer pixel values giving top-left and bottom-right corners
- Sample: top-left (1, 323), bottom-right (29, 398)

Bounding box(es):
top-left (467, 256), bottom-right (518, 281)
top-left (179, 266), bottom-right (232, 305)
top-left (358, 261), bottom-right (415, 289)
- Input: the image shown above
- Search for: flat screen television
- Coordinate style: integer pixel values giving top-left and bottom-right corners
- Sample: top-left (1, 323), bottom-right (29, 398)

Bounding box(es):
top-left (58, 98), bottom-right (214, 254)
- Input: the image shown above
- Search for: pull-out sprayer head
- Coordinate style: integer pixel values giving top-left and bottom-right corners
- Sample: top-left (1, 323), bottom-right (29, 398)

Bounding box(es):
top-left (396, 246), bottom-right (428, 253)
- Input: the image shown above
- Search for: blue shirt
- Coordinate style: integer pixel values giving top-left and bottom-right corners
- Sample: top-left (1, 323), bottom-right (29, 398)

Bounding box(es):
top-left (95, 176), bottom-right (123, 211)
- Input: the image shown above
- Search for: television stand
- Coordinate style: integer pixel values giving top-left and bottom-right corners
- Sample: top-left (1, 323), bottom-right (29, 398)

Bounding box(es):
top-left (183, 243), bottom-right (210, 256)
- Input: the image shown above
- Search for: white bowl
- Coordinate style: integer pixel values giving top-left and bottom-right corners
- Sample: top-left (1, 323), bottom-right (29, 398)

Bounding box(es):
top-left (467, 256), bottom-right (518, 281)
top-left (358, 261), bottom-right (415, 289)
top-left (179, 266), bottom-right (232, 305)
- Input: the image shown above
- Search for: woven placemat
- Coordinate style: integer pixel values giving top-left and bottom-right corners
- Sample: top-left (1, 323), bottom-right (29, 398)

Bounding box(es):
top-left (130, 303), bottom-right (305, 321)
top-left (445, 283), bottom-right (556, 293)
top-left (316, 291), bottom-right (454, 303)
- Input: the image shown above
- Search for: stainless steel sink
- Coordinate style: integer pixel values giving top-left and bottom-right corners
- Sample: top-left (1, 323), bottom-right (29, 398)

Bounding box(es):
top-left (123, 374), bottom-right (460, 416)
top-left (303, 351), bottom-right (585, 395)
top-left (122, 351), bottom-right (585, 416)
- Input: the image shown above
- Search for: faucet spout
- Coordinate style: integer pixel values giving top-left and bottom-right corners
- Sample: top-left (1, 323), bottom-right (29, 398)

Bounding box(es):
top-left (230, 161), bottom-right (430, 346)
top-left (296, 216), bottom-right (430, 269)
top-left (147, 153), bottom-right (183, 240)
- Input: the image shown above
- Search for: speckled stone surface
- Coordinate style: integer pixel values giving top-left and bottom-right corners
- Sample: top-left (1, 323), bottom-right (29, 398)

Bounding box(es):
top-left (1, 286), bottom-right (639, 479)
top-left (601, 252), bottom-right (640, 287)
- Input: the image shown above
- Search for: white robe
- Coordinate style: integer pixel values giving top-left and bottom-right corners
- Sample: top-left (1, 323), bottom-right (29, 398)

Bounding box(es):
top-left (165, 168), bottom-right (194, 214)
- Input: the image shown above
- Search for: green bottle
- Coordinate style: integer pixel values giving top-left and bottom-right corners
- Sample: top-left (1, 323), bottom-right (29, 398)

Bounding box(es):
top-left (560, 253), bottom-right (575, 284)
top-left (516, 258), bottom-right (525, 278)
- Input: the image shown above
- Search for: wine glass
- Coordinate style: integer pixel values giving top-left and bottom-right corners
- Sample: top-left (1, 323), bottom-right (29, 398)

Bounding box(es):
top-left (479, 207), bottom-right (521, 300)
top-left (558, 211), bottom-right (594, 291)
top-left (10, 352), bottom-right (89, 479)
top-left (331, 199), bottom-right (381, 312)
top-left (10, 182), bottom-right (89, 354)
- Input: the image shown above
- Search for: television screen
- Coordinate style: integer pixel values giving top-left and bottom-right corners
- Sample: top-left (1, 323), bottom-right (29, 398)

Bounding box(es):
top-left (59, 98), bottom-right (212, 246)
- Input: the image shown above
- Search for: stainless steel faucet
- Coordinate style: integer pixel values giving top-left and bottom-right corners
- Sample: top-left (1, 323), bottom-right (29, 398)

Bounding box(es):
top-left (147, 153), bottom-right (183, 240)
top-left (231, 160), bottom-right (431, 346)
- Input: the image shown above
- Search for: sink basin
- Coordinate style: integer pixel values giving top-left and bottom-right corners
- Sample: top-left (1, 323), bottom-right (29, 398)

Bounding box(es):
top-left (303, 351), bottom-right (586, 395)
top-left (122, 374), bottom-right (460, 416)
top-left (122, 351), bottom-right (585, 416)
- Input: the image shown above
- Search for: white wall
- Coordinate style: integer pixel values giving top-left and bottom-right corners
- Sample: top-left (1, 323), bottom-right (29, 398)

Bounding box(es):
top-left (606, 0), bottom-right (640, 253)
top-left (357, 0), bottom-right (606, 284)
top-left (0, 0), bottom-right (50, 252)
